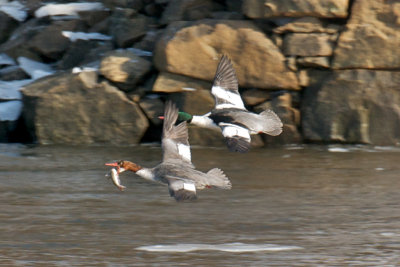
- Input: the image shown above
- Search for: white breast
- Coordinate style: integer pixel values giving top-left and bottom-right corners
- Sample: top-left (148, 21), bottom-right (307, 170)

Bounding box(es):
top-left (136, 168), bottom-right (155, 181)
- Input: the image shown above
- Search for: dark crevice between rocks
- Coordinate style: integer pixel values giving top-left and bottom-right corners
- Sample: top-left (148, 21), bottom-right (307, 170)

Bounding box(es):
top-left (6, 116), bottom-right (35, 144)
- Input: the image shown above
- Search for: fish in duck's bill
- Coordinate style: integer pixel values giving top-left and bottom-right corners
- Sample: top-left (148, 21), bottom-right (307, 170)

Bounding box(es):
top-left (160, 55), bottom-right (283, 153)
top-left (105, 168), bottom-right (126, 191)
top-left (105, 101), bottom-right (232, 202)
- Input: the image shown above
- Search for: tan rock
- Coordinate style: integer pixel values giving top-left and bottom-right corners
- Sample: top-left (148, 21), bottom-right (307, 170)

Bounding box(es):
top-left (243, 0), bottom-right (349, 19)
top-left (333, 0), bottom-right (400, 69)
top-left (152, 72), bottom-right (212, 93)
top-left (100, 50), bottom-right (152, 91)
top-left (273, 17), bottom-right (340, 34)
top-left (242, 89), bottom-right (271, 106)
top-left (167, 89), bottom-right (215, 115)
top-left (154, 20), bottom-right (299, 90)
top-left (283, 33), bottom-right (334, 56)
top-left (21, 71), bottom-right (149, 145)
top-left (302, 70), bottom-right (400, 145)
top-left (297, 57), bottom-right (330, 68)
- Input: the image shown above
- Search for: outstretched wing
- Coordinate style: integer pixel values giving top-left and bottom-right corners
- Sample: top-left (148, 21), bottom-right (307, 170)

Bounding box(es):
top-left (162, 101), bottom-right (192, 164)
top-left (220, 123), bottom-right (251, 153)
top-left (211, 55), bottom-right (246, 110)
top-left (166, 176), bottom-right (197, 201)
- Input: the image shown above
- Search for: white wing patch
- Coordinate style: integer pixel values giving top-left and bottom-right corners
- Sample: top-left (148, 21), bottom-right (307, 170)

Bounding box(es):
top-left (212, 85), bottom-right (245, 110)
top-left (220, 123), bottom-right (250, 139)
top-left (178, 143), bottom-right (191, 162)
top-left (183, 182), bottom-right (196, 192)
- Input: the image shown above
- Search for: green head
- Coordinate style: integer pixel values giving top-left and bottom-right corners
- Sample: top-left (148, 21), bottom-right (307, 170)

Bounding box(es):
top-left (178, 111), bottom-right (193, 122)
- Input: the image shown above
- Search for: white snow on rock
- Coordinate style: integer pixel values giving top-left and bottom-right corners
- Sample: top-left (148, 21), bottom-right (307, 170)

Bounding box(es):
top-left (17, 57), bottom-right (54, 80)
top-left (34, 2), bottom-right (105, 18)
top-left (0, 53), bottom-right (16, 66)
top-left (0, 79), bottom-right (32, 100)
top-left (126, 48), bottom-right (153, 57)
top-left (0, 100), bottom-right (22, 121)
top-left (0, 0), bottom-right (27, 22)
top-left (62, 31), bottom-right (112, 42)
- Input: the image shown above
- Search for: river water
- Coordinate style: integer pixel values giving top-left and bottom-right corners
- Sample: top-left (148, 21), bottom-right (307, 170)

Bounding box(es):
top-left (0, 144), bottom-right (399, 266)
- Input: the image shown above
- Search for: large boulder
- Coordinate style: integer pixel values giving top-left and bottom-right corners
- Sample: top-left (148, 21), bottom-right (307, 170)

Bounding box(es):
top-left (302, 70), bottom-right (400, 145)
top-left (333, 0), bottom-right (400, 69)
top-left (243, 0), bottom-right (349, 19)
top-left (21, 71), bottom-right (149, 145)
top-left (154, 19), bottom-right (299, 90)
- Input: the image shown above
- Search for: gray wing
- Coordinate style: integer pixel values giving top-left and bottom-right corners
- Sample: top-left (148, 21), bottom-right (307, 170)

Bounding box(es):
top-left (166, 176), bottom-right (197, 201)
top-left (211, 55), bottom-right (246, 110)
top-left (162, 101), bottom-right (192, 164)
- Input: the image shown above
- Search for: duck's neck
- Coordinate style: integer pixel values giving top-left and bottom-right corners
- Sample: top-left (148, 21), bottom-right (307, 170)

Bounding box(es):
top-left (191, 115), bottom-right (219, 129)
top-left (136, 168), bottom-right (155, 181)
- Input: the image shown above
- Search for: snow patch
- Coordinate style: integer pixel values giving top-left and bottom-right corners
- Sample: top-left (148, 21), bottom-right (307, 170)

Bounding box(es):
top-left (62, 31), bottom-right (112, 42)
top-left (0, 53), bottom-right (16, 66)
top-left (35, 2), bottom-right (105, 18)
top-left (17, 57), bottom-right (54, 80)
top-left (0, 101), bottom-right (22, 121)
top-left (0, 0), bottom-right (27, 22)
top-left (0, 79), bottom-right (32, 100)
top-left (126, 48), bottom-right (153, 57)
top-left (72, 66), bottom-right (98, 73)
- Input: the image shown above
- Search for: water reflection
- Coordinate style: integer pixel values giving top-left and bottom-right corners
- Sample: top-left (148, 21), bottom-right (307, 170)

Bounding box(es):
top-left (0, 144), bottom-right (400, 266)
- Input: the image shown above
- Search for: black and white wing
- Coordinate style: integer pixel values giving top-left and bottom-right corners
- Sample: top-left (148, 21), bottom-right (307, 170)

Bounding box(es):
top-left (211, 55), bottom-right (246, 110)
top-left (166, 176), bottom-right (197, 201)
top-left (219, 123), bottom-right (251, 153)
top-left (162, 101), bottom-right (192, 164)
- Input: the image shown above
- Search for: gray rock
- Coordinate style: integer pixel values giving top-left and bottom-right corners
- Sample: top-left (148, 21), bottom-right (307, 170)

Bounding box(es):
top-left (302, 70), bottom-right (400, 145)
top-left (21, 71), bottom-right (149, 145)
top-left (160, 0), bottom-right (215, 25)
top-left (29, 20), bottom-right (86, 60)
top-left (0, 11), bottom-right (19, 44)
top-left (108, 10), bottom-right (150, 48)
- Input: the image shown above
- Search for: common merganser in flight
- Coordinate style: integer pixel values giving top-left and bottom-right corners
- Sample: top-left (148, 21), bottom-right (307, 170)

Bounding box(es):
top-left (105, 101), bottom-right (232, 201)
top-left (164, 55), bottom-right (283, 153)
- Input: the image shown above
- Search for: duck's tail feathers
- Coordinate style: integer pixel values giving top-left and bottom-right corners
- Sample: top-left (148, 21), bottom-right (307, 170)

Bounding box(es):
top-left (259, 110), bottom-right (283, 136)
top-left (206, 168), bottom-right (232, 189)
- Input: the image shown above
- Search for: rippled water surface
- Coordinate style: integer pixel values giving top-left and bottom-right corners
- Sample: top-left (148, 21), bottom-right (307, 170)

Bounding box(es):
top-left (1, 144), bottom-right (400, 266)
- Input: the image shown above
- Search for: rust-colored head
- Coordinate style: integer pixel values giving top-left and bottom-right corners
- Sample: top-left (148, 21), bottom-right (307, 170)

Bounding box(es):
top-left (105, 160), bottom-right (142, 173)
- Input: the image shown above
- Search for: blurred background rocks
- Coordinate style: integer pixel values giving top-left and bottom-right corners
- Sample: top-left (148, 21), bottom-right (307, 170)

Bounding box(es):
top-left (1, 0), bottom-right (399, 147)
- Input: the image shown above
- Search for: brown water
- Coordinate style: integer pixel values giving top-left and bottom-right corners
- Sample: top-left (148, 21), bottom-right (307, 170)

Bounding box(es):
top-left (0, 144), bottom-right (400, 266)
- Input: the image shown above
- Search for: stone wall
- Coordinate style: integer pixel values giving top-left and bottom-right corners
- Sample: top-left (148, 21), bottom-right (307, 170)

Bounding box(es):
top-left (0, 0), bottom-right (399, 146)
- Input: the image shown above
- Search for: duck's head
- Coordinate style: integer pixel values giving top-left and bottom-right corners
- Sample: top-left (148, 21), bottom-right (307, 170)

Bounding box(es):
top-left (105, 160), bottom-right (142, 173)
top-left (158, 111), bottom-right (193, 123)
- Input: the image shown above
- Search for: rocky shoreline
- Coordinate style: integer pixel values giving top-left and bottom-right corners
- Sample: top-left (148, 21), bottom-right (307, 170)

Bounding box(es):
top-left (1, 0), bottom-right (400, 147)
